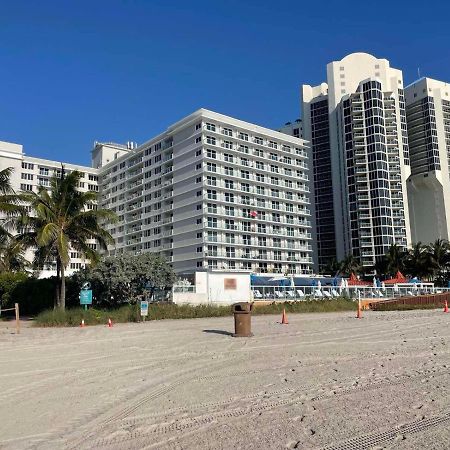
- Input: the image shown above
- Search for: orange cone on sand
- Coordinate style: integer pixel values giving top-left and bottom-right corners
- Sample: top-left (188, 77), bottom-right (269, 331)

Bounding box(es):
top-left (80, 319), bottom-right (85, 327)
top-left (108, 318), bottom-right (113, 328)
top-left (281, 308), bottom-right (288, 324)
top-left (444, 300), bottom-right (449, 313)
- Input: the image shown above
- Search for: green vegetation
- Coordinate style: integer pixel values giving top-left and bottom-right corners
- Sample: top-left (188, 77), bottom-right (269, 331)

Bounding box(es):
top-left (72, 252), bottom-right (176, 306)
top-left (322, 240), bottom-right (450, 286)
top-left (16, 169), bottom-right (117, 309)
top-left (33, 298), bottom-right (356, 327)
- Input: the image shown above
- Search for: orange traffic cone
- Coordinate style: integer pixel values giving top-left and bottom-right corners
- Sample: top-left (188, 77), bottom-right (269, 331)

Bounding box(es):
top-left (108, 318), bottom-right (113, 328)
top-left (356, 301), bottom-right (362, 319)
top-left (444, 300), bottom-right (449, 313)
top-left (281, 308), bottom-right (288, 324)
top-left (80, 319), bottom-right (85, 327)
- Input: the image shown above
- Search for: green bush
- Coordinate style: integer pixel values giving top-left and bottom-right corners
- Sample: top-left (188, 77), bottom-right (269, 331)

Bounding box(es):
top-left (0, 272), bottom-right (29, 310)
top-left (34, 298), bottom-right (356, 327)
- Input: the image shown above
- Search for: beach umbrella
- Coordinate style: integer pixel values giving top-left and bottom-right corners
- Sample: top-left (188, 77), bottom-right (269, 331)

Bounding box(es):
top-left (317, 280), bottom-right (322, 290)
top-left (381, 281), bottom-right (386, 291)
top-left (373, 277), bottom-right (377, 288)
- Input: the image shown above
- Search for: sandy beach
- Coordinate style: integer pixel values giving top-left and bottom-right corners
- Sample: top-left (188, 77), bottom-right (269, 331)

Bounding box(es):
top-left (0, 309), bottom-right (449, 449)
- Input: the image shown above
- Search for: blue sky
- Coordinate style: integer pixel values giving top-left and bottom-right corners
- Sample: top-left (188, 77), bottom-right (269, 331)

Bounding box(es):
top-left (1, 0), bottom-right (449, 166)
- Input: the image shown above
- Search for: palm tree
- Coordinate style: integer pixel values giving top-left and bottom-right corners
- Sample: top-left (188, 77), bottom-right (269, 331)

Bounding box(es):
top-left (404, 242), bottom-right (431, 280)
top-left (383, 244), bottom-right (407, 277)
top-left (339, 254), bottom-right (362, 276)
top-left (426, 239), bottom-right (450, 285)
top-left (0, 167), bottom-right (22, 239)
top-left (0, 235), bottom-right (29, 273)
top-left (18, 169), bottom-right (117, 309)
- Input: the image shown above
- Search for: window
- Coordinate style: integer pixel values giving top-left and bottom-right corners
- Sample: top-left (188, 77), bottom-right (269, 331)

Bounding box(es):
top-left (223, 141), bottom-right (233, 149)
top-left (195, 137), bottom-right (202, 143)
top-left (238, 132), bottom-right (249, 141)
top-left (256, 173), bottom-right (265, 183)
top-left (20, 184), bottom-right (33, 191)
top-left (207, 190), bottom-right (217, 200)
top-left (207, 203), bottom-right (217, 213)
top-left (206, 136), bottom-right (216, 145)
top-left (196, 247), bottom-right (203, 253)
top-left (206, 123), bottom-right (216, 132)
top-left (196, 149), bottom-right (202, 156)
top-left (241, 170), bottom-right (250, 179)
top-left (197, 232), bottom-right (202, 238)
top-left (225, 206), bottom-right (235, 216)
top-left (206, 149), bottom-right (216, 159)
top-left (254, 137), bottom-right (263, 145)
top-left (241, 183), bottom-right (250, 192)
top-left (225, 232), bottom-right (235, 243)
top-left (224, 167), bottom-right (234, 176)
top-left (268, 141), bottom-right (278, 149)
top-left (240, 158), bottom-right (249, 166)
top-left (196, 177), bottom-right (202, 183)
top-left (225, 180), bottom-right (234, 189)
top-left (225, 192), bottom-right (235, 203)
top-left (206, 162), bottom-right (217, 172)
top-left (224, 153), bottom-right (233, 162)
top-left (21, 162), bottom-right (34, 170)
top-left (256, 161), bottom-right (265, 170)
top-left (239, 145), bottom-right (249, 153)
top-left (195, 123), bottom-right (202, 130)
top-left (39, 167), bottom-right (49, 176)
top-left (226, 247), bottom-right (235, 258)
top-left (206, 176), bottom-right (216, 186)
top-left (207, 231), bottom-right (218, 242)
top-left (225, 219), bottom-right (236, 230)
top-left (21, 173), bottom-right (33, 180)
top-left (254, 148), bottom-right (264, 157)
top-left (222, 127), bottom-right (233, 136)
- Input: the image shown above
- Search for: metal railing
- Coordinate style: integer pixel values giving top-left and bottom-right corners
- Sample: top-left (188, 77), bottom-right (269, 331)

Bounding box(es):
top-left (251, 284), bottom-right (444, 301)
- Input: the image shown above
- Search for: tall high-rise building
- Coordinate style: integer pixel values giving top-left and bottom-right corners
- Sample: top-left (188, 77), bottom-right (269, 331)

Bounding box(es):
top-left (405, 78), bottom-right (450, 243)
top-left (302, 53), bottom-right (411, 270)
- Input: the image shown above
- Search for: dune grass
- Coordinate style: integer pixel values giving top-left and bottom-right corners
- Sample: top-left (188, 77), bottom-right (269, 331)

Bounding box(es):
top-left (34, 298), bottom-right (357, 327)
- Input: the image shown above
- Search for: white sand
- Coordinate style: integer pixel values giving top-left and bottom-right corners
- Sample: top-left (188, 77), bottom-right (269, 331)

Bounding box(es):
top-left (0, 309), bottom-right (449, 449)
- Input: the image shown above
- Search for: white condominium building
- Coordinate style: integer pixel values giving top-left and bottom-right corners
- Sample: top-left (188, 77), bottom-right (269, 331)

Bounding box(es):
top-left (302, 52), bottom-right (412, 270)
top-left (405, 78), bottom-right (450, 243)
top-left (97, 109), bottom-right (314, 275)
top-left (0, 140), bottom-right (98, 276)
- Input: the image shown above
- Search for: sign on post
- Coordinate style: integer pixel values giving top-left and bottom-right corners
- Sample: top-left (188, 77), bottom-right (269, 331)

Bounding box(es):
top-left (140, 300), bottom-right (149, 320)
top-left (80, 290), bottom-right (93, 306)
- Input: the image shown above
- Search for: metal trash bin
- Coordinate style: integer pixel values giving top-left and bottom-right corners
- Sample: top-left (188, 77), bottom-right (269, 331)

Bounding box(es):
top-left (233, 302), bottom-right (253, 337)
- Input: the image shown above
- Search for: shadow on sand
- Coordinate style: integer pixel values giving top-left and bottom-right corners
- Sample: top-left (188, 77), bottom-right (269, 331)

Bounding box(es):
top-left (202, 329), bottom-right (233, 336)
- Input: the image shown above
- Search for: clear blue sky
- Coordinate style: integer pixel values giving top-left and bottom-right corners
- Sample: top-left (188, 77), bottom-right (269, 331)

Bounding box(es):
top-left (1, 0), bottom-right (449, 166)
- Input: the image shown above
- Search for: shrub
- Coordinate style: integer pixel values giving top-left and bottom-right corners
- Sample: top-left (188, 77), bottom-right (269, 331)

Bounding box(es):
top-left (34, 298), bottom-right (356, 327)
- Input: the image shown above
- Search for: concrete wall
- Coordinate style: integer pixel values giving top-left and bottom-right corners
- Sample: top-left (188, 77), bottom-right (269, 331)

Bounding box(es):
top-left (173, 271), bottom-right (252, 305)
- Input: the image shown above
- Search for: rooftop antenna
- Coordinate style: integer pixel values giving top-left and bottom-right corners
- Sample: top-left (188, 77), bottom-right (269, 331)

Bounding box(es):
top-left (417, 67), bottom-right (421, 79)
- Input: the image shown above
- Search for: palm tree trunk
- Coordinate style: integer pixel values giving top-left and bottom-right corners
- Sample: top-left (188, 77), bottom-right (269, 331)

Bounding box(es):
top-left (55, 258), bottom-right (61, 309)
top-left (60, 263), bottom-right (66, 310)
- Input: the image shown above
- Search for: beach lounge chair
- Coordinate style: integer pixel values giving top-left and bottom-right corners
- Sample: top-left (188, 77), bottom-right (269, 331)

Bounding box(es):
top-left (253, 289), bottom-right (263, 298)
top-left (331, 289), bottom-right (339, 298)
top-left (314, 289), bottom-right (323, 298)
top-left (323, 291), bottom-right (332, 299)
top-left (296, 289), bottom-right (305, 299)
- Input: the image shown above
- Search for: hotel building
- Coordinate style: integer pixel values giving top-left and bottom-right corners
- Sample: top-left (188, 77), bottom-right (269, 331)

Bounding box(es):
top-left (97, 109), bottom-right (314, 274)
top-left (405, 78), bottom-right (450, 243)
top-left (302, 52), bottom-right (412, 270)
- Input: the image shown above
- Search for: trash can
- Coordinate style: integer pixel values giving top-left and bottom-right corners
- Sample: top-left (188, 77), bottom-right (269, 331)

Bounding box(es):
top-left (233, 302), bottom-right (253, 337)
